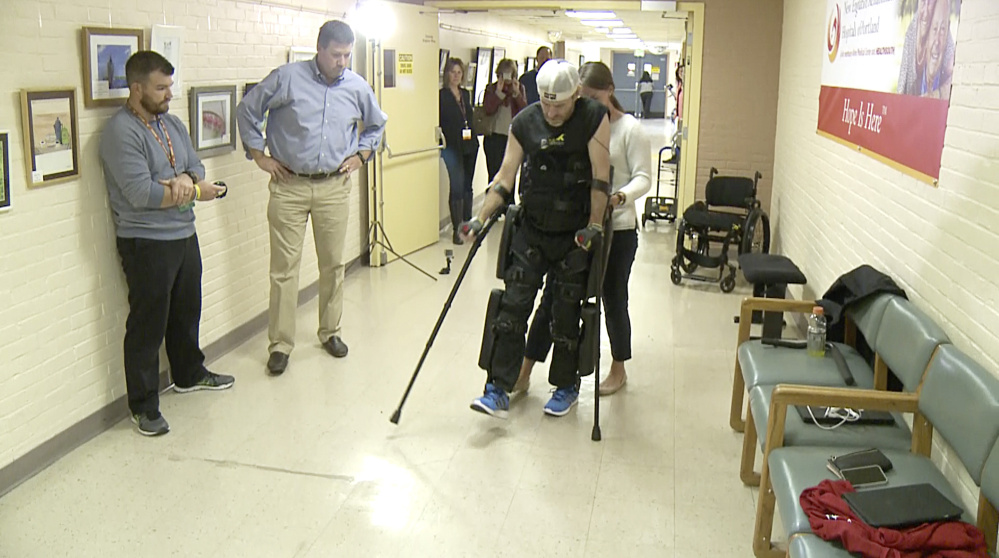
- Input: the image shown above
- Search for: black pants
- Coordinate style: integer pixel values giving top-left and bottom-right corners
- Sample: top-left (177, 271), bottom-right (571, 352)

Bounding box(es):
top-left (116, 235), bottom-right (208, 415)
top-left (488, 222), bottom-right (590, 391)
top-left (483, 133), bottom-right (508, 184)
top-left (640, 92), bottom-right (653, 118)
top-left (526, 228), bottom-right (639, 363)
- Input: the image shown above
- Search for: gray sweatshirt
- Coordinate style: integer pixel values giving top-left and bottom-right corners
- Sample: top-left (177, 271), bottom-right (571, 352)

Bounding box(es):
top-left (100, 108), bottom-right (205, 240)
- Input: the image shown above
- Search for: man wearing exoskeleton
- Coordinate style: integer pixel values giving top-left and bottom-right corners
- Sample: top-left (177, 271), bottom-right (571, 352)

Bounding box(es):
top-left (460, 60), bottom-right (611, 419)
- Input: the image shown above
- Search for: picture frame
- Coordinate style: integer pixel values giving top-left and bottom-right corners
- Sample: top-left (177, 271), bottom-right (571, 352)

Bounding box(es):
top-left (151, 24), bottom-right (185, 95)
top-left (0, 130), bottom-right (10, 211)
top-left (189, 85), bottom-right (237, 158)
top-left (463, 61), bottom-right (477, 89)
top-left (241, 82), bottom-right (267, 151)
top-left (20, 88), bottom-right (80, 188)
top-left (492, 46), bottom-right (506, 70)
top-left (81, 27), bottom-right (145, 108)
top-left (473, 47), bottom-right (492, 105)
top-left (524, 56), bottom-right (536, 73)
top-left (288, 47), bottom-right (317, 63)
top-left (439, 48), bottom-right (450, 78)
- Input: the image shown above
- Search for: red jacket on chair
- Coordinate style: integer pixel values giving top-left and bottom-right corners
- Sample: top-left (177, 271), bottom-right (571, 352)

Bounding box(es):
top-left (799, 479), bottom-right (988, 558)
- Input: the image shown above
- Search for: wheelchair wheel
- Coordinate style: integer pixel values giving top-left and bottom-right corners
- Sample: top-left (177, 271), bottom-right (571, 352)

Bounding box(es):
top-left (720, 275), bottom-right (736, 293)
top-left (740, 209), bottom-right (771, 255)
top-left (670, 267), bottom-right (682, 285)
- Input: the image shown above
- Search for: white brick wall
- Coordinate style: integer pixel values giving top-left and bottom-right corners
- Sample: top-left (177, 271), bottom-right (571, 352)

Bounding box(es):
top-left (774, 0), bottom-right (999, 508)
top-left (0, 0), bottom-right (356, 466)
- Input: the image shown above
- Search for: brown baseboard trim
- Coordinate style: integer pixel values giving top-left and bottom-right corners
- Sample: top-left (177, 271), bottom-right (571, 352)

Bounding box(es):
top-left (0, 258), bottom-right (358, 498)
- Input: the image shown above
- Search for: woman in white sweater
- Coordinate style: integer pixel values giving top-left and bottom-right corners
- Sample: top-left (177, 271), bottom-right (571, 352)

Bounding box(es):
top-left (517, 61), bottom-right (652, 395)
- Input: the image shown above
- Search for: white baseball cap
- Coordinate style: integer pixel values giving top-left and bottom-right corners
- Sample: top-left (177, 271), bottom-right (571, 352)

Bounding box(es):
top-left (536, 60), bottom-right (579, 102)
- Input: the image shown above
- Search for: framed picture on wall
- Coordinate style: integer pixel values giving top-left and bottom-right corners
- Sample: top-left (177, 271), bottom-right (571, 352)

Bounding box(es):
top-left (492, 46), bottom-right (506, 68)
top-left (464, 61), bottom-right (477, 88)
top-left (580, 54), bottom-right (586, 67)
top-left (524, 56), bottom-right (536, 73)
top-left (439, 48), bottom-right (450, 78)
top-left (20, 88), bottom-right (80, 188)
top-left (151, 24), bottom-right (185, 95)
top-left (189, 86), bottom-right (236, 158)
top-left (0, 130), bottom-right (10, 211)
top-left (81, 27), bottom-right (145, 108)
top-left (288, 47), bottom-right (316, 63)
top-left (474, 47), bottom-right (492, 105)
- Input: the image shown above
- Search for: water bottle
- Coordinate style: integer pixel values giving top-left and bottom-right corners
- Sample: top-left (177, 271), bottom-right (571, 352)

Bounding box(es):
top-left (807, 306), bottom-right (826, 357)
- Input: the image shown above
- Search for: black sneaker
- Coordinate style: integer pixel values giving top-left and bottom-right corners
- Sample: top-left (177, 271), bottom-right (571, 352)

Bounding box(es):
top-left (173, 371), bottom-right (235, 393)
top-left (131, 411), bottom-right (169, 436)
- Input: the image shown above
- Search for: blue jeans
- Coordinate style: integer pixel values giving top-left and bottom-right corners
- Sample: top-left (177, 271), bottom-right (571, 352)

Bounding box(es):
top-left (441, 146), bottom-right (476, 226)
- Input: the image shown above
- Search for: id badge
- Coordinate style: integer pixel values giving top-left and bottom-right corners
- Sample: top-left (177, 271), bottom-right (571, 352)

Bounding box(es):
top-left (461, 127), bottom-right (472, 141)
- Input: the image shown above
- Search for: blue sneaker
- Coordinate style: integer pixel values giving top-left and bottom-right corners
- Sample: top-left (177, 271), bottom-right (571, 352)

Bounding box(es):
top-left (470, 383), bottom-right (509, 419)
top-left (544, 385), bottom-right (580, 416)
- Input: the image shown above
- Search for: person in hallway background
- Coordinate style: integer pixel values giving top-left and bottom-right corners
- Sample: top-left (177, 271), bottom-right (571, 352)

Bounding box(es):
top-left (516, 61), bottom-right (651, 396)
top-left (482, 58), bottom-right (527, 185)
top-left (100, 51), bottom-right (233, 436)
top-left (462, 60), bottom-right (610, 419)
top-left (439, 57), bottom-right (478, 245)
top-left (519, 46), bottom-right (552, 105)
top-left (638, 71), bottom-right (654, 118)
top-left (237, 20), bottom-right (387, 375)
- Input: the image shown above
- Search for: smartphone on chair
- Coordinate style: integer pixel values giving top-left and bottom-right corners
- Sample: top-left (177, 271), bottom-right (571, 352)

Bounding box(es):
top-left (839, 465), bottom-right (888, 488)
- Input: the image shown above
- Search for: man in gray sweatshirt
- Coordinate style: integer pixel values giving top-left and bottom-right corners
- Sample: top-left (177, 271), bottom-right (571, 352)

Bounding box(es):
top-left (100, 51), bottom-right (233, 436)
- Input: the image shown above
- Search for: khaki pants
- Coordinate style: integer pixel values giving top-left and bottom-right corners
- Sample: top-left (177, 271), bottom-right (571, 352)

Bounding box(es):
top-left (267, 173), bottom-right (351, 354)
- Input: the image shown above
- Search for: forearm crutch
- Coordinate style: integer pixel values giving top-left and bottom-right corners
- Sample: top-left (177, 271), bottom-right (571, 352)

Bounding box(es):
top-left (390, 208), bottom-right (504, 425)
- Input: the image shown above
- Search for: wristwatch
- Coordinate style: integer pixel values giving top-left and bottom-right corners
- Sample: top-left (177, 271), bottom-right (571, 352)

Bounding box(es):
top-left (183, 170), bottom-right (200, 184)
top-left (617, 191), bottom-right (627, 206)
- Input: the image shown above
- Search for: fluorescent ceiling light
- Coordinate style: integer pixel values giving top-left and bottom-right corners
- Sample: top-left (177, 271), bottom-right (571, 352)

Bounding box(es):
top-left (610, 33), bottom-right (638, 39)
top-left (593, 27), bottom-right (610, 33)
top-left (581, 19), bottom-right (623, 27)
top-left (610, 27), bottom-right (633, 34)
top-left (566, 10), bottom-right (617, 19)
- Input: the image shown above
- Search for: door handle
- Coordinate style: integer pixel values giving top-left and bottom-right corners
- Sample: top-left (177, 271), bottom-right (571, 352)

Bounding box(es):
top-left (382, 127), bottom-right (445, 159)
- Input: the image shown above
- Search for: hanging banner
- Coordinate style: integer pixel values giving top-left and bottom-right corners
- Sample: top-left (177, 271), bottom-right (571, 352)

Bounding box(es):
top-left (818, 0), bottom-right (961, 183)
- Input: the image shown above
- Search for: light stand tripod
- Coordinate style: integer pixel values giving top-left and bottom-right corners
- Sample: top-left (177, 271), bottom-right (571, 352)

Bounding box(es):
top-left (365, 36), bottom-right (436, 282)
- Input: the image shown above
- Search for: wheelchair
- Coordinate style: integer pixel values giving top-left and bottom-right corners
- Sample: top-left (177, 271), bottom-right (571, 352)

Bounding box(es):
top-left (670, 167), bottom-right (771, 292)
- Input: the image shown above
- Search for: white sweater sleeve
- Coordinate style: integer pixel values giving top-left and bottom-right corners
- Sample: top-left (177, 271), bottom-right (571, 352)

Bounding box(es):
top-left (608, 116), bottom-right (654, 230)
top-left (620, 122), bottom-right (652, 204)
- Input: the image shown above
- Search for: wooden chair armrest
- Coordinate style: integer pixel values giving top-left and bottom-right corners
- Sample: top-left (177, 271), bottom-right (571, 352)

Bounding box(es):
top-left (770, 384), bottom-right (919, 414)
top-left (762, 385), bottom-right (919, 456)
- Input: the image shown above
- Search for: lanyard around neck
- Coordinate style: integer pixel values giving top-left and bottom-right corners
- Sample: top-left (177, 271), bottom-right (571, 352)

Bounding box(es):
top-left (128, 104), bottom-right (176, 170)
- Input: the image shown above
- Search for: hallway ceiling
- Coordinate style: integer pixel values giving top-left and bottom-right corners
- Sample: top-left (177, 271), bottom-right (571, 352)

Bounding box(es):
top-left (474, 9), bottom-right (687, 48)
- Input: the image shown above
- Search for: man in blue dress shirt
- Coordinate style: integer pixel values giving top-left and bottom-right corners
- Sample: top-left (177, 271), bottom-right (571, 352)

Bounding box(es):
top-left (237, 20), bottom-right (387, 375)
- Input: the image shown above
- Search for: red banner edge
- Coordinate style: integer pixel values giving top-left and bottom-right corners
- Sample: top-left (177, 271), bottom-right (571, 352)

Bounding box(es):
top-left (814, 129), bottom-right (939, 187)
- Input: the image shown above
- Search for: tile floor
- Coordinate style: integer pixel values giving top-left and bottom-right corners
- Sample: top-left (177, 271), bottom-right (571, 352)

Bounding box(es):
top-left (0, 119), bottom-right (783, 557)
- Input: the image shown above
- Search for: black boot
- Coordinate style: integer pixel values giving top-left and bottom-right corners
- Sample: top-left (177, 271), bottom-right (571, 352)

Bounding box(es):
top-left (450, 199), bottom-right (464, 245)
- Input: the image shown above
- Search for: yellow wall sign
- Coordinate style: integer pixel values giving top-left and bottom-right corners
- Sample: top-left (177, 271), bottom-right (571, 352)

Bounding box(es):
top-left (399, 53), bottom-right (413, 74)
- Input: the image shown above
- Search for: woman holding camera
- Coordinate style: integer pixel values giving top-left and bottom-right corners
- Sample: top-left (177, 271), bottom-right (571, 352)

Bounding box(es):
top-left (481, 58), bottom-right (527, 186)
